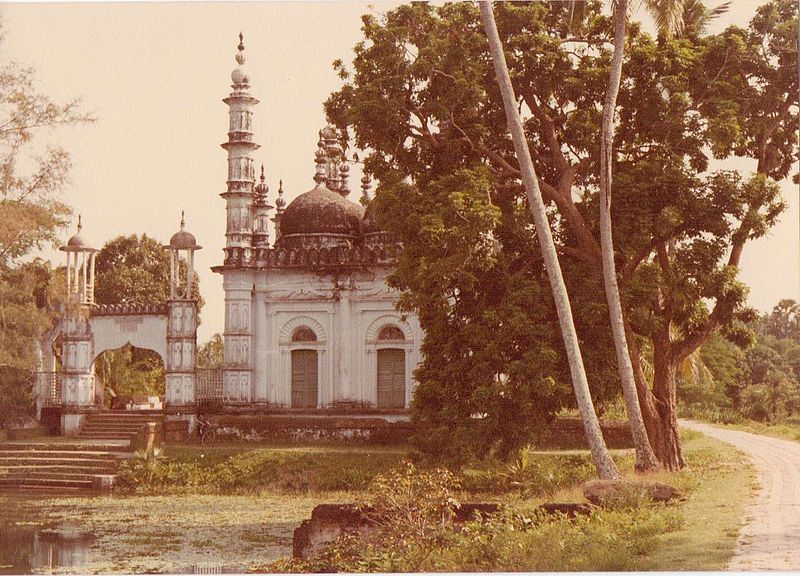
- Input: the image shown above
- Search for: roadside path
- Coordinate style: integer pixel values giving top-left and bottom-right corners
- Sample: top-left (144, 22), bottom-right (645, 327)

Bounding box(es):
top-left (680, 419), bottom-right (800, 571)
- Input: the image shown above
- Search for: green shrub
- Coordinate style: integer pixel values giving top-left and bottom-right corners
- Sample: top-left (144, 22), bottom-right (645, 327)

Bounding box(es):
top-left (266, 460), bottom-right (683, 573)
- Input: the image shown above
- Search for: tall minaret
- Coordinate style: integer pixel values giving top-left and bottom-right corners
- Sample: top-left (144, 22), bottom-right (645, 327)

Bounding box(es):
top-left (220, 34), bottom-right (257, 405)
top-left (221, 33), bottom-right (259, 265)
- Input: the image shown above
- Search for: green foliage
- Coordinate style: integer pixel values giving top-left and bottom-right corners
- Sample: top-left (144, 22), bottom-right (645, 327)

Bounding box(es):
top-left (0, 259), bottom-right (64, 418)
top-left (270, 460), bottom-right (681, 573)
top-left (94, 234), bottom-right (202, 310)
top-left (115, 446), bottom-right (405, 496)
top-left (0, 63), bottom-right (92, 265)
top-left (197, 333), bottom-right (223, 369)
top-left (460, 449), bottom-right (598, 497)
top-left (92, 234), bottom-right (205, 400)
top-left (762, 299), bottom-right (800, 342)
top-left (0, 58), bottom-right (90, 411)
top-left (327, 0), bottom-right (796, 464)
top-left (682, 306), bottom-right (800, 424)
top-left (95, 344), bottom-right (165, 403)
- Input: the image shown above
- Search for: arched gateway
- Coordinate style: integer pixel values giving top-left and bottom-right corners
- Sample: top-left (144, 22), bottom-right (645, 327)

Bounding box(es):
top-left (37, 215), bottom-right (202, 434)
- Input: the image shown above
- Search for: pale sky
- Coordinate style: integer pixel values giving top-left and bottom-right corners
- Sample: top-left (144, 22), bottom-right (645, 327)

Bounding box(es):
top-left (2, 1), bottom-right (797, 343)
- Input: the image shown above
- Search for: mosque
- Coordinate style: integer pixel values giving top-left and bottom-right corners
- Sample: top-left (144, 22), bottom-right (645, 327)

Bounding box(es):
top-left (212, 34), bottom-right (423, 412)
top-left (40, 35), bottom-right (422, 432)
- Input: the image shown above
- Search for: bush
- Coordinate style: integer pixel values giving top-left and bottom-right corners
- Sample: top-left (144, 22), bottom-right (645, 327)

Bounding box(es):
top-left (266, 461), bottom-right (682, 573)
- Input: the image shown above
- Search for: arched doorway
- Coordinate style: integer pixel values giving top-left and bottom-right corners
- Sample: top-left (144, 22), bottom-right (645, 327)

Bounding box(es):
top-left (290, 327), bottom-right (318, 408)
top-left (93, 344), bottom-right (165, 409)
top-left (376, 326), bottom-right (406, 408)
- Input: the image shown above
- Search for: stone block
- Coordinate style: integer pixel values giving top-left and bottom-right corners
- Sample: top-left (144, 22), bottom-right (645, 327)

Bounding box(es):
top-left (583, 479), bottom-right (681, 506)
top-left (538, 502), bottom-right (594, 518)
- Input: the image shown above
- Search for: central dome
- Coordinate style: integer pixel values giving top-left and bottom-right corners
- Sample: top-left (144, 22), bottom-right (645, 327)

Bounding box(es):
top-left (280, 185), bottom-right (364, 237)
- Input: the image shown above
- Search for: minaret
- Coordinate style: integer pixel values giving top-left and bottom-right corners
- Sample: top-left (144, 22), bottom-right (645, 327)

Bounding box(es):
top-left (164, 212), bottom-right (201, 413)
top-left (221, 33), bottom-right (260, 265)
top-left (272, 179), bottom-right (286, 242)
top-left (252, 165), bottom-right (273, 248)
top-left (58, 216), bottom-right (98, 434)
top-left (220, 34), bottom-right (257, 405)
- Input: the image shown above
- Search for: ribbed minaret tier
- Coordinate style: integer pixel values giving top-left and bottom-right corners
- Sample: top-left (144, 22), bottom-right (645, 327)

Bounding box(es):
top-left (221, 33), bottom-right (260, 266)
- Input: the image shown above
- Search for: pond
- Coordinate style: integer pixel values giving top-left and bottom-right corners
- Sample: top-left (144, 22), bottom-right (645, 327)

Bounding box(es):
top-left (0, 491), bottom-right (320, 574)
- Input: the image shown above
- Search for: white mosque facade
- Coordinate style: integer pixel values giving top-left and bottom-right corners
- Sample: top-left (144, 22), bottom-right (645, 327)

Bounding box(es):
top-left (213, 36), bottom-right (422, 413)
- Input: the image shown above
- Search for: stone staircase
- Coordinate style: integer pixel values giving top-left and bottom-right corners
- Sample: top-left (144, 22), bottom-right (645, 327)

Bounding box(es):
top-left (0, 442), bottom-right (128, 492)
top-left (0, 411), bottom-right (164, 492)
top-left (77, 410), bottom-right (163, 441)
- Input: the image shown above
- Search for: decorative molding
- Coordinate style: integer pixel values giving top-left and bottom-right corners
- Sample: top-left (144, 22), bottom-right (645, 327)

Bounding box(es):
top-left (364, 315), bottom-right (414, 342)
top-left (278, 315), bottom-right (328, 344)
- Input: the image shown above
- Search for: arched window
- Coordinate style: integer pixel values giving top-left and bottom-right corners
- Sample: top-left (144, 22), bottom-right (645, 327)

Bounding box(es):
top-left (378, 326), bottom-right (405, 341)
top-left (292, 327), bottom-right (318, 342)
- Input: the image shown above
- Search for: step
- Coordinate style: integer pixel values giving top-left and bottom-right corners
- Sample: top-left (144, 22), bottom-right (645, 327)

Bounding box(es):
top-left (0, 449), bottom-right (121, 458)
top-left (0, 464), bottom-right (117, 474)
top-left (0, 477), bottom-right (93, 489)
top-left (0, 442), bottom-right (130, 452)
top-left (85, 419), bottom-right (156, 424)
top-left (0, 471), bottom-right (98, 481)
top-left (79, 428), bottom-right (140, 433)
top-left (0, 456), bottom-right (117, 467)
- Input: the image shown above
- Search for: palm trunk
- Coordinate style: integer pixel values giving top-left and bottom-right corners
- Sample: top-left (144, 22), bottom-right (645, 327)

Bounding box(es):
top-left (480, 1), bottom-right (620, 480)
top-left (599, 0), bottom-right (661, 472)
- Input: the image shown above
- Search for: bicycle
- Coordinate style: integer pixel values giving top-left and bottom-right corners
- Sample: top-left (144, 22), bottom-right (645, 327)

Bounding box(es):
top-left (185, 416), bottom-right (217, 446)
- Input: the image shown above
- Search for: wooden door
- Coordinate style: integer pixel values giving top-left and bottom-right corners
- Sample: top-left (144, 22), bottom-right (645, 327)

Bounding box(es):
top-left (291, 350), bottom-right (318, 408)
top-left (377, 349), bottom-right (405, 408)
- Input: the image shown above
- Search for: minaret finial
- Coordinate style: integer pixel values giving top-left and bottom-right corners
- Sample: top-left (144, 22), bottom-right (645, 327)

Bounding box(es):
top-left (361, 174), bottom-right (372, 205)
top-left (260, 164), bottom-right (265, 182)
top-left (276, 179), bottom-right (286, 213)
top-left (339, 162), bottom-right (351, 198)
top-left (314, 146), bottom-right (327, 186)
top-left (180, 210), bottom-right (185, 230)
top-left (234, 33), bottom-right (246, 67)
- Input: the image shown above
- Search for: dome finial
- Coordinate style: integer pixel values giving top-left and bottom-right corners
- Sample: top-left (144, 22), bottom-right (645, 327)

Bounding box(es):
top-left (260, 164), bottom-right (265, 182)
top-left (76, 214), bottom-right (82, 234)
top-left (180, 210), bottom-right (185, 230)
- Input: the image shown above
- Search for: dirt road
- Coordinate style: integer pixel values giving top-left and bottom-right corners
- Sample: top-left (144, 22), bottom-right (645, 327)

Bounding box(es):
top-left (680, 420), bottom-right (800, 571)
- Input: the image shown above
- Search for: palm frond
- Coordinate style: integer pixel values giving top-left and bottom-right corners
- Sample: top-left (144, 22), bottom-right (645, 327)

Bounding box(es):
top-left (643, 0), bottom-right (688, 38)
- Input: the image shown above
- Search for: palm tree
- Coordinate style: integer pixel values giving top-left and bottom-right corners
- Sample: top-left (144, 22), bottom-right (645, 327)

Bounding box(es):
top-left (643, 0), bottom-right (731, 38)
top-left (479, 1), bottom-right (620, 480)
top-left (599, 0), bottom-right (662, 472)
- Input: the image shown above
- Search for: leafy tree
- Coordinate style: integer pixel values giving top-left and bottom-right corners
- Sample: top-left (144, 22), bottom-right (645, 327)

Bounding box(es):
top-left (93, 234), bottom-right (203, 401)
top-left (763, 299), bottom-right (800, 342)
top-left (740, 340), bottom-right (800, 421)
top-left (197, 333), bottom-right (223, 369)
top-left (327, 0), bottom-right (796, 469)
top-left (0, 64), bottom-right (93, 265)
top-left (0, 53), bottom-right (91, 414)
top-left (480, 1), bottom-right (619, 479)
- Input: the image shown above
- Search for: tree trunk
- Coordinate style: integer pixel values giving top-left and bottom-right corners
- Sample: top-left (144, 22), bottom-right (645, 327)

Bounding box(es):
top-left (599, 0), bottom-right (661, 472)
top-left (480, 1), bottom-right (620, 480)
top-left (649, 333), bottom-right (685, 469)
top-left (624, 318), bottom-right (685, 469)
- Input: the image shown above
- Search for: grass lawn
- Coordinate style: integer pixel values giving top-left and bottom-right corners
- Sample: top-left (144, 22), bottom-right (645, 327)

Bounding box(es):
top-left (636, 429), bottom-right (756, 570)
top-left (700, 418), bottom-right (800, 443)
